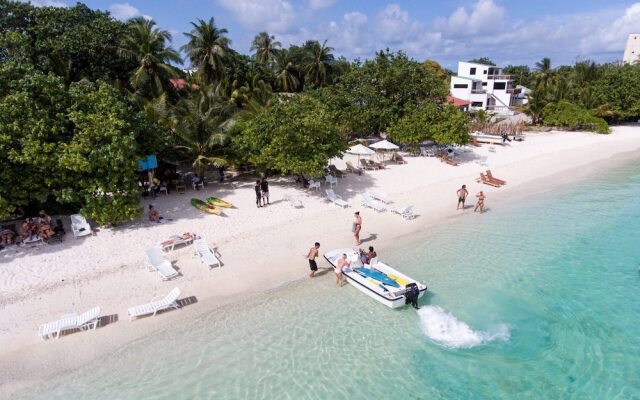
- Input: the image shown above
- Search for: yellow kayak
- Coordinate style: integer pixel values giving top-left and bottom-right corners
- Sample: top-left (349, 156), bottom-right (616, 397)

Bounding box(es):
top-left (191, 198), bottom-right (222, 215)
top-left (205, 197), bottom-right (233, 208)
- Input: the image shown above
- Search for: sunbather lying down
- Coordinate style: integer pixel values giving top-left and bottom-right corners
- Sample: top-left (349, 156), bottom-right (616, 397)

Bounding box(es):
top-left (161, 232), bottom-right (195, 247)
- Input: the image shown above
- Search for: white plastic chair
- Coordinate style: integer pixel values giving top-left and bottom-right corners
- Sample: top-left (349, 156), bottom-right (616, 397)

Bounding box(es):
top-left (145, 247), bottom-right (179, 280)
top-left (193, 238), bottom-right (221, 269)
top-left (70, 214), bottom-right (91, 239)
top-left (308, 180), bottom-right (320, 191)
top-left (360, 193), bottom-right (385, 212)
top-left (128, 288), bottom-right (181, 320)
top-left (325, 189), bottom-right (348, 208)
top-left (324, 175), bottom-right (338, 188)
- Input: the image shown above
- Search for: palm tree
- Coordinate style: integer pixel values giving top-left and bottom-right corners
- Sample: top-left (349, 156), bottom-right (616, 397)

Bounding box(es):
top-left (171, 87), bottom-right (233, 176)
top-left (533, 57), bottom-right (554, 93)
top-left (251, 32), bottom-right (281, 67)
top-left (274, 50), bottom-right (299, 92)
top-left (302, 40), bottom-right (335, 88)
top-left (118, 17), bottom-right (182, 99)
top-left (182, 17), bottom-right (230, 86)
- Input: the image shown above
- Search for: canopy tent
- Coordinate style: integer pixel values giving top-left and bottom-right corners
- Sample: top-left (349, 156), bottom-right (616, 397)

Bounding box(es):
top-left (369, 139), bottom-right (399, 151)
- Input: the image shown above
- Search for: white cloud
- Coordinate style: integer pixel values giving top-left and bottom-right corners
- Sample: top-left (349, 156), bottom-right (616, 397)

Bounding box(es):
top-left (109, 3), bottom-right (152, 21)
top-left (19, 0), bottom-right (67, 7)
top-left (579, 3), bottom-right (640, 54)
top-left (215, 0), bottom-right (296, 34)
top-left (376, 3), bottom-right (422, 44)
top-left (308, 0), bottom-right (336, 11)
top-left (436, 0), bottom-right (504, 36)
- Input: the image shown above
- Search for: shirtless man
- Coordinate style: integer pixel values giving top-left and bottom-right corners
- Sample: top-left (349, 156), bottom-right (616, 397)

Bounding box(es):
top-left (307, 242), bottom-right (320, 278)
top-left (38, 220), bottom-right (54, 240)
top-left (456, 185), bottom-right (469, 210)
top-left (366, 246), bottom-right (377, 264)
top-left (336, 254), bottom-right (350, 286)
top-left (474, 191), bottom-right (485, 213)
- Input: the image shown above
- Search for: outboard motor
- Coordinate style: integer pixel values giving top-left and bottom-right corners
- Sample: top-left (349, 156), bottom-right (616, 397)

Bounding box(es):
top-left (405, 283), bottom-right (420, 310)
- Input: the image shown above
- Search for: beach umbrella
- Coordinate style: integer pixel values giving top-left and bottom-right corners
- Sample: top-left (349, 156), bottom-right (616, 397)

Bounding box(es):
top-left (347, 144), bottom-right (376, 166)
top-left (370, 139), bottom-right (399, 161)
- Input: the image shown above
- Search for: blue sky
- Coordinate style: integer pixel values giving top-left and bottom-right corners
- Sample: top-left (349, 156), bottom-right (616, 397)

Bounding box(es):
top-left (24, 0), bottom-right (640, 68)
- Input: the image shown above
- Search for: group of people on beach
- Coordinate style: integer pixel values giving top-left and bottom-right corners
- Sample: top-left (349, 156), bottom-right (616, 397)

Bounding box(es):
top-left (254, 177), bottom-right (270, 208)
top-left (1, 210), bottom-right (62, 247)
top-left (456, 185), bottom-right (485, 213)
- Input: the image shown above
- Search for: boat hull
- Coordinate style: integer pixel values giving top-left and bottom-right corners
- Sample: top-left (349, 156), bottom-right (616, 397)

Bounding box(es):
top-left (205, 197), bottom-right (233, 208)
top-left (324, 248), bottom-right (427, 309)
top-left (190, 199), bottom-right (222, 215)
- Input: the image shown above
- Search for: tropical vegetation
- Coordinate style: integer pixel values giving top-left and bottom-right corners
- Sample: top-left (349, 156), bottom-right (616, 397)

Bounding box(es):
top-left (1, 0), bottom-right (639, 223)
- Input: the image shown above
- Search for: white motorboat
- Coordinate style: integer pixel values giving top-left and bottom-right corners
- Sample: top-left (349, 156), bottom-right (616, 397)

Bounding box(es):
top-left (324, 248), bottom-right (427, 309)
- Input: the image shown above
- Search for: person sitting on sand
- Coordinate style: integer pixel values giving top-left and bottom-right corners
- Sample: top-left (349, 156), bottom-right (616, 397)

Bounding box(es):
top-left (38, 220), bottom-right (54, 240)
top-left (149, 204), bottom-right (163, 223)
top-left (336, 254), bottom-right (350, 286)
top-left (474, 191), bottom-right (485, 213)
top-left (20, 219), bottom-right (36, 243)
top-left (0, 227), bottom-right (15, 246)
top-left (38, 210), bottom-right (52, 225)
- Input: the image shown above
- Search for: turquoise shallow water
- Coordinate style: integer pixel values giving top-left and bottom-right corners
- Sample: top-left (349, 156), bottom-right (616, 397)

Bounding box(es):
top-left (15, 162), bottom-right (640, 399)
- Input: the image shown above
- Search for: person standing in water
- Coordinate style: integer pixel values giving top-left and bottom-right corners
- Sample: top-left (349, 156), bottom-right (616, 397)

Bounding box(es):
top-left (307, 242), bottom-right (320, 278)
top-left (353, 211), bottom-right (362, 246)
top-left (474, 191), bottom-right (485, 213)
top-left (336, 253), bottom-right (350, 286)
top-left (456, 185), bottom-right (469, 210)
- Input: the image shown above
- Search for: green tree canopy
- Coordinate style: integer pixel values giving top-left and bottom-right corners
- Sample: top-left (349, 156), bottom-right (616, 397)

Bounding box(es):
top-left (467, 57), bottom-right (496, 66)
top-left (388, 103), bottom-right (470, 151)
top-left (542, 100), bottom-right (609, 134)
top-left (232, 95), bottom-right (345, 178)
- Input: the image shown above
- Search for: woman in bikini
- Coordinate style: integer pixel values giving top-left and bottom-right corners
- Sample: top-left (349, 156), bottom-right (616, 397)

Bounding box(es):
top-left (474, 191), bottom-right (485, 213)
top-left (353, 211), bottom-right (362, 246)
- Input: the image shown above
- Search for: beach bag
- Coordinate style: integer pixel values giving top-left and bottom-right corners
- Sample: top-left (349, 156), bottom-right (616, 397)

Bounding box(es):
top-left (351, 222), bottom-right (356, 233)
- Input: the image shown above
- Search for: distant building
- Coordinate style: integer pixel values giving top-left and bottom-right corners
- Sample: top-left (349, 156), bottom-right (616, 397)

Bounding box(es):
top-left (449, 61), bottom-right (525, 115)
top-left (623, 34), bottom-right (640, 64)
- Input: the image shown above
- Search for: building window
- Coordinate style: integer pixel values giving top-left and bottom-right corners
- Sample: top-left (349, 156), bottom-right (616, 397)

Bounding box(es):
top-left (493, 82), bottom-right (506, 90)
top-left (471, 102), bottom-right (483, 107)
top-left (483, 70), bottom-right (487, 74)
top-left (470, 67), bottom-right (476, 75)
top-left (453, 84), bottom-right (468, 89)
top-left (482, 82), bottom-right (487, 86)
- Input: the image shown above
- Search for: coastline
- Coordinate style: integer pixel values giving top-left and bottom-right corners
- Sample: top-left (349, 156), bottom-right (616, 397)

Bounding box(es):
top-left (1, 126), bottom-right (640, 397)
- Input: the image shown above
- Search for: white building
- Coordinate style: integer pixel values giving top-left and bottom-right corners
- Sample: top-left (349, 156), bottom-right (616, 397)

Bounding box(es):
top-left (449, 61), bottom-right (522, 114)
top-left (623, 34), bottom-right (640, 64)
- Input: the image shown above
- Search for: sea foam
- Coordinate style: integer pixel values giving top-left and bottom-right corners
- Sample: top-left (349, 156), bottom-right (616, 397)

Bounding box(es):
top-left (417, 305), bottom-right (510, 349)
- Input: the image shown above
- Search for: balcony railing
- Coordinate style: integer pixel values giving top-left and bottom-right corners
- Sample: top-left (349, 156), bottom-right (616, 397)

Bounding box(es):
top-left (487, 74), bottom-right (515, 80)
top-left (506, 88), bottom-right (521, 94)
top-left (470, 89), bottom-right (486, 94)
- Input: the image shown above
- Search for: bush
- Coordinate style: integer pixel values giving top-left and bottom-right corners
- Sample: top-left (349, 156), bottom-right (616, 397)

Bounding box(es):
top-left (542, 101), bottom-right (609, 134)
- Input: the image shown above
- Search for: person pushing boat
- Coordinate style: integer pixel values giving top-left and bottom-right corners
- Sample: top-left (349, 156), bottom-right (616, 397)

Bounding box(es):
top-left (307, 242), bottom-right (320, 278)
top-left (336, 254), bottom-right (350, 286)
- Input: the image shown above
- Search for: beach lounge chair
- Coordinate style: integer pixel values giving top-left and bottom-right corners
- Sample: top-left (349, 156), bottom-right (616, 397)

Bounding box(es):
top-left (326, 189), bottom-right (349, 208)
top-left (359, 159), bottom-right (375, 170)
top-left (70, 214), bottom-right (92, 239)
top-left (477, 173), bottom-right (502, 187)
top-left (486, 170), bottom-right (506, 185)
top-left (145, 247), bottom-right (179, 280)
top-left (160, 233), bottom-right (195, 252)
top-left (324, 175), bottom-right (338, 188)
top-left (361, 193), bottom-right (385, 212)
top-left (420, 147), bottom-right (436, 157)
top-left (366, 159), bottom-right (385, 170)
top-left (367, 191), bottom-right (392, 204)
top-left (394, 153), bottom-right (407, 164)
top-left (345, 161), bottom-right (363, 174)
top-left (308, 179), bottom-right (320, 191)
top-left (193, 238), bottom-right (221, 269)
top-left (128, 288), bottom-right (181, 321)
top-left (391, 205), bottom-right (415, 220)
top-left (285, 195), bottom-right (303, 208)
top-left (38, 306), bottom-right (101, 339)
top-left (328, 165), bottom-right (346, 178)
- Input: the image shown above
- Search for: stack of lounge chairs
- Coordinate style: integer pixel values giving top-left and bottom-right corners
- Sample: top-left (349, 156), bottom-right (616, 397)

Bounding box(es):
top-left (477, 170), bottom-right (506, 187)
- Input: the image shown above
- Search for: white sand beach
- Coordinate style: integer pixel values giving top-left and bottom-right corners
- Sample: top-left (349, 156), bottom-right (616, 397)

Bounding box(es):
top-left (1, 126), bottom-right (640, 396)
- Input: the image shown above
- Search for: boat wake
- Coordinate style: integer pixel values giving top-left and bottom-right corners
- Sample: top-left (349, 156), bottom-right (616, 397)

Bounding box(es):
top-left (417, 306), bottom-right (510, 349)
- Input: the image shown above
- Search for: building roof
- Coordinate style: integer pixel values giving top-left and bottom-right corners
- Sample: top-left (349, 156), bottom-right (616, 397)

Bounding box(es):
top-left (169, 78), bottom-right (199, 90)
top-left (447, 96), bottom-right (471, 108)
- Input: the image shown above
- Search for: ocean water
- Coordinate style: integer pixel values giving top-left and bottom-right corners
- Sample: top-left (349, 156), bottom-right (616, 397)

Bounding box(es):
top-left (15, 161), bottom-right (640, 399)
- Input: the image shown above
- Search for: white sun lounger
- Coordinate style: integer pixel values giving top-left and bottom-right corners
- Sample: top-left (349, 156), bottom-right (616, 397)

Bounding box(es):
top-left (70, 214), bottom-right (92, 239)
top-left (128, 287), bottom-right (181, 320)
top-left (391, 205), bottom-right (415, 220)
top-left (325, 189), bottom-right (348, 208)
top-left (145, 247), bottom-right (179, 280)
top-left (285, 195), bottom-right (303, 208)
top-left (367, 191), bottom-right (392, 204)
top-left (193, 238), bottom-right (221, 269)
top-left (38, 306), bottom-right (101, 339)
top-left (361, 193), bottom-right (386, 212)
